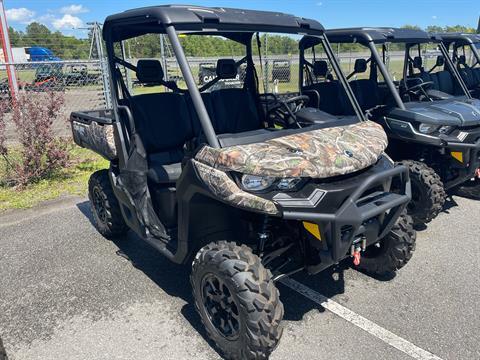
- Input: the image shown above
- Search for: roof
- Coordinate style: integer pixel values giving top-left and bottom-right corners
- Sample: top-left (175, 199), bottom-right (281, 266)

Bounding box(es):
top-left (103, 5), bottom-right (324, 42)
top-left (324, 27), bottom-right (439, 45)
top-left (435, 33), bottom-right (480, 46)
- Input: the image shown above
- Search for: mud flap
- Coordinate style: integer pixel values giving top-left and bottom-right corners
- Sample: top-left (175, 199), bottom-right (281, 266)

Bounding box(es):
top-left (117, 133), bottom-right (170, 241)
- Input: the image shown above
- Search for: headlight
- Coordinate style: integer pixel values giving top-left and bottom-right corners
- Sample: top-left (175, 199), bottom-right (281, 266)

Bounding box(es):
top-left (241, 175), bottom-right (276, 192)
top-left (438, 125), bottom-right (454, 135)
top-left (418, 123), bottom-right (440, 134)
top-left (240, 175), bottom-right (303, 192)
top-left (277, 177), bottom-right (303, 190)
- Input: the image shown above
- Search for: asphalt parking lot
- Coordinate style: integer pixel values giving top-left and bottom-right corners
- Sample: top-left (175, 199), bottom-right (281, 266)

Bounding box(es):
top-left (0, 195), bottom-right (479, 360)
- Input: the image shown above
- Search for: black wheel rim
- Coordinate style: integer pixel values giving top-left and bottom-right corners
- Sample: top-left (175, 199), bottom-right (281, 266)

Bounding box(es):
top-left (92, 186), bottom-right (107, 223)
top-left (201, 273), bottom-right (240, 340)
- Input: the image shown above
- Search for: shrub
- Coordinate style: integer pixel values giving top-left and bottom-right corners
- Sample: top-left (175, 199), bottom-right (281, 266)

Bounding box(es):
top-left (0, 91), bottom-right (69, 187)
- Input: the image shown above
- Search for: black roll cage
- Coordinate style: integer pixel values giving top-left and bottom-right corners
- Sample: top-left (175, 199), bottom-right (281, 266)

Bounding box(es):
top-left (309, 30), bottom-right (472, 112)
top-left (402, 42), bottom-right (471, 97)
top-left (298, 36), bottom-right (367, 121)
top-left (103, 13), bottom-right (368, 168)
top-left (440, 34), bottom-right (480, 69)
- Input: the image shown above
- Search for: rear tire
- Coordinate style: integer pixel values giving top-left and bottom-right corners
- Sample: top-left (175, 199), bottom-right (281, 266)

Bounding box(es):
top-left (355, 211), bottom-right (416, 276)
top-left (191, 241), bottom-right (284, 360)
top-left (398, 160), bottom-right (445, 224)
top-left (455, 178), bottom-right (480, 200)
top-left (88, 169), bottom-right (128, 238)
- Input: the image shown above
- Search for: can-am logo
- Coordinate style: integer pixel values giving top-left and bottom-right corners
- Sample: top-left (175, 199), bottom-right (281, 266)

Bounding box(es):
top-left (344, 150), bottom-right (354, 158)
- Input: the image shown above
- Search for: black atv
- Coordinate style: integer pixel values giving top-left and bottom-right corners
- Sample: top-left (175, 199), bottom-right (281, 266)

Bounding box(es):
top-left (71, 6), bottom-right (415, 359)
top-left (300, 28), bottom-right (480, 224)
top-left (437, 32), bottom-right (480, 198)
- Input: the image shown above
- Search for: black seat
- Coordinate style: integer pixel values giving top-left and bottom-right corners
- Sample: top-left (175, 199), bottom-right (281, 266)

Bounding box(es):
top-left (302, 60), bottom-right (354, 115)
top-left (411, 56), bottom-right (441, 90)
top-left (130, 60), bottom-right (193, 184)
top-left (304, 81), bottom-right (345, 115)
top-left (436, 70), bottom-right (454, 94)
top-left (348, 59), bottom-right (381, 111)
top-left (204, 59), bottom-right (263, 135)
top-left (458, 55), bottom-right (480, 91)
top-left (210, 87), bottom-right (262, 134)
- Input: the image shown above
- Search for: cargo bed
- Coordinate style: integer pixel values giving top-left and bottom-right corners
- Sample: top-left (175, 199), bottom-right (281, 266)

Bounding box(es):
top-left (70, 109), bottom-right (117, 160)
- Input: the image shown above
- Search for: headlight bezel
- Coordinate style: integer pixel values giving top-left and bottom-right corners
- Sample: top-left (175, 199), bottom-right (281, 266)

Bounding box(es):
top-left (417, 123), bottom-right (456, 135)
top-left (418, 123), bottom-right (440, 134)
top-left (236, 173), bottom-right (306, 193)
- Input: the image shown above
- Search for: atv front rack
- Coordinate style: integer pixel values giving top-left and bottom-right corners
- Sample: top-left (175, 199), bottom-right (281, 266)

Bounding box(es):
top-left (281, 166), bottom-right (411, 270)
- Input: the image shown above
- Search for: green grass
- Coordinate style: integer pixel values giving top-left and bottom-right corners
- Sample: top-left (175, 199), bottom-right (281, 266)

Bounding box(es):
top-left (0, 146), bottom-right (108, 211)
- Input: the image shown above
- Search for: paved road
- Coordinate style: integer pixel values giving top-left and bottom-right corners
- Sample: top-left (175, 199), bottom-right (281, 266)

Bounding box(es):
top-left (0, 195), bottom-right (479, 360)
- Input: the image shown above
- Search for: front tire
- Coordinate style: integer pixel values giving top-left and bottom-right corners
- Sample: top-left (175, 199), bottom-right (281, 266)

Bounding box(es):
top-left (191, 241), bottom-right (284, 360)
top-left (88, 169), bottom-right (128, 238)
top-left (355, 211), bottom-right (416, 276)
top-left (398, 160), bottom-right (445, 224)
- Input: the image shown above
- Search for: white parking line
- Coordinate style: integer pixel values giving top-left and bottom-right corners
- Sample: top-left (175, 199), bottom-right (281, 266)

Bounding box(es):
top-left (280, 277), bottom-right (443, 360)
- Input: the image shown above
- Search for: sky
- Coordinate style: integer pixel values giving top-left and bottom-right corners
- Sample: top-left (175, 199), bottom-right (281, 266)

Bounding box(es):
top-left (2, 0), bottom-right (479, 38)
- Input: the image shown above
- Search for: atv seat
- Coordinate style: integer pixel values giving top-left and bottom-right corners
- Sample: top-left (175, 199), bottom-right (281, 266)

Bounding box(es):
top-left (457, 55), bottom-right (480, 95)
top-left (185, 59), bottom-right (265, 145)
top-left (130, 60), bottom-right (193, 184)
top-left (348, 59), bottom-right (381, 112)
top-left (302, 60), bottom-right (355, 116)
top-left (410, 56), bottom-right (459, 97)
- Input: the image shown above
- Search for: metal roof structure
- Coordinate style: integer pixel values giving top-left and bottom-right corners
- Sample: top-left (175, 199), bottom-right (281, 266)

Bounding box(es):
top-left (436, 33), bottom-right (480, 46)
top-left (323, 27), bottom-right (439, 45)
top-left (103, 5), bottom-right (325, 41)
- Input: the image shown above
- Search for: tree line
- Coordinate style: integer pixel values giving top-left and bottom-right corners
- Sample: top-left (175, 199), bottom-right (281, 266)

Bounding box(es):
top-left (8, 23), bottom-right (91, 60)
top-left (6, 22), bottom-right (477, 60)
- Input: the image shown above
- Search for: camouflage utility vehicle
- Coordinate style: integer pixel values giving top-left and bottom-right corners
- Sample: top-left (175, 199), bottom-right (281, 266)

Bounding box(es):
top-left (300, 28), bottom-right (480, 224)
top-left (71, 6), bottom-right (415, 359)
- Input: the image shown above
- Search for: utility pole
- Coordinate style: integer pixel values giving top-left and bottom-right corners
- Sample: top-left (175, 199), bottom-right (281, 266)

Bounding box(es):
top-left (0, 0), bottom-right (18, 99)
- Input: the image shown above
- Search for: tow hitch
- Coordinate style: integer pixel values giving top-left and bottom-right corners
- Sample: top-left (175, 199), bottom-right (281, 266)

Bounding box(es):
top-left (351, 236), bottom-right (367, 266)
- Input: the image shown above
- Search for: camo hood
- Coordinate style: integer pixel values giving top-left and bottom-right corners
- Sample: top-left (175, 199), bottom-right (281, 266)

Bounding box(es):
top-left (195, 120), bottom-right (388, 179)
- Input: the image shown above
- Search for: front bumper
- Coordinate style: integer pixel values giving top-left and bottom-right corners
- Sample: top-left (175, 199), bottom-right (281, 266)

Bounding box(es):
top-left (276, 165), bottom-right (411, 273)
top-left (442, 138), bottom-right (480, 189)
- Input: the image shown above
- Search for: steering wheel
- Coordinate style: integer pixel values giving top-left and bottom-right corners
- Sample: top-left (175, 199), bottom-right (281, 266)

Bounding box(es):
top-left (264, 94), bottom-right (310, 129)
top-left (282, 95), bottom-right (310, 108)
top-left (401, 81), bottom-right (434, 99)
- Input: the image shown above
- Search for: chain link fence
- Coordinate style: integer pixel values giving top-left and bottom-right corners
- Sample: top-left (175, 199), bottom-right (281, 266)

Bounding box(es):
top-left (0, 59), bottom-right (110, 142)
top-left (0, 41), bottom-right (443, 144)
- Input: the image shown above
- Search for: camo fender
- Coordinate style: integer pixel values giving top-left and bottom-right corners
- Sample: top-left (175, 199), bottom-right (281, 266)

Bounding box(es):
top-left (192, 159), bottom-right (279, 215)
top-left (196, 120), bottom-right (387, 178)
top-left (72, 121), bottom-right (117, 160)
